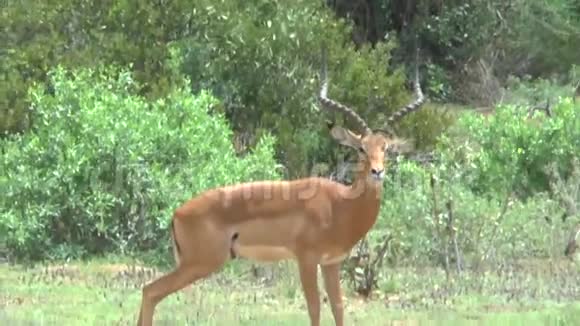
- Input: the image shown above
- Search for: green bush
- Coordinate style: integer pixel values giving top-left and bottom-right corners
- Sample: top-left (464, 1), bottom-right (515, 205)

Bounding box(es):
top-left (373, 160), bottom-right (501, 266)
top-left (0, 0), bottom-right (191, 135)
top-left (438, 97), bottom-right (580, 197)
top-left (502, 75), bottom-right (578, 107)
top-left (0, 66), bottom-right (280, 262)
top-left (1, 0), bottom-right (457, 179)
top-left (366, 159), bottom-right (566, 268)
top-left (175, 1), bottom-right (455, 177)
top-left (344, 96), bottom-right (579, 294)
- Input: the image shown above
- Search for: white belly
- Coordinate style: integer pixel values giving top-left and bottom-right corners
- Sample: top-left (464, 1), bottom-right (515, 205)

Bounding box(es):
top-left (233, 245), bottom-right (348, 266)
top-left (320, 252), bottom-right (348, 266)
top-left (234, 245), bottom-right (296, 262)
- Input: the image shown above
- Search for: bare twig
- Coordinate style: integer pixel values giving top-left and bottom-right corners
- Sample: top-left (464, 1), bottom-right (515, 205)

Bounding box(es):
top-left (481, 191), bottom-right (514, 263)
top-left (546, 159), bottom-right (579, 221)
top-left (527, 98), bottom-right (552, 118)
top-left (446, 200), bottom-right (462, 274)
top-left (345, 233), bottom-right (392, 298)
top-left (370, 234), bottom-right (393, 272)
top-left (430, 174), bottom-right (450, 279)
top-left (565, 224), bottom-right (580, 259)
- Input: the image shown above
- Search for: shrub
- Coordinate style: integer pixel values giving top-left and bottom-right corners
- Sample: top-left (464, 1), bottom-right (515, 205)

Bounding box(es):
top-left (437, 97), bottom-right (580, 197)
top-left (176, 1), bottom-right (456, 177)
top-left (0, 66), bottom-right (280, 262)
top-left (346, 142), bottom-right (574, 295)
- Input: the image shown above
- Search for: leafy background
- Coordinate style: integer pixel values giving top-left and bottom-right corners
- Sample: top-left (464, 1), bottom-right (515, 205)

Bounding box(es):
top-left (1, 0), bottom-right (579, 298)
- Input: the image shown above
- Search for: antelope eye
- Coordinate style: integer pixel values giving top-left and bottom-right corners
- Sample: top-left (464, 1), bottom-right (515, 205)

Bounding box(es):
top-left (357, 147), bottom-right (365, 154)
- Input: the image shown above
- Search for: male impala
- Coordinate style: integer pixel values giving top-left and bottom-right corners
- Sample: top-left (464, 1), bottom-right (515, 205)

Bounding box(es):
top-left (137, 65), bottom-right (426, 326)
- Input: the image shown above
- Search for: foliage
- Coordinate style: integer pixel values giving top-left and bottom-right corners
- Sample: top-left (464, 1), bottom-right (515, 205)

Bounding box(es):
top-left (175, 0), bottom-right (450, 177)
top-left (502, 75), bottom-right (579, 107)
top-left (329, 0), bottom-right (580, 102)
top-left (0, 66), bottom-right (280, 261)
top-left (438, 97), bottom-right (580, 197)
top-left (344, 156), bottom-right (573, 295)
top-left (1, 0), bottom-right (579, 304)
top-left (418, 1), bottom-right (503, 64)
top-left (1, 0), bottom-right (455, 178)
top-left (503, 0), bottom-right (580, 77)
top-left (0, 0), bottom-right (201, 135)
top-left (345, 96), bottom-right (579, 294)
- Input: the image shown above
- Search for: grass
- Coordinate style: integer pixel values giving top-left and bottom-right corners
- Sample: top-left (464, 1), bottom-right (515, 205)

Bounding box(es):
top-left (1, 257), bottom-right (580, 325)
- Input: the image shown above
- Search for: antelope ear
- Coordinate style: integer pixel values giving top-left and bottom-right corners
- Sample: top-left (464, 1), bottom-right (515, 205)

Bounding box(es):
top-left (329, 125), bottom-right (362, 149)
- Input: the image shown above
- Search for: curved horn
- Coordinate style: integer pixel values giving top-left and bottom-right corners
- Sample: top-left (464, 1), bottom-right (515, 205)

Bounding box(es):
top-left (318, 50), bottom-right (372, 136)
top-left (386, 64), bottom-right (426, 125)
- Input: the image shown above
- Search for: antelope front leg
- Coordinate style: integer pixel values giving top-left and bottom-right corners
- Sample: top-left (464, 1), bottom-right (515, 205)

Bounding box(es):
top-left (298, 258), bottom-right (320, 326)
top-left (322, 263), bottom-right (344, 326)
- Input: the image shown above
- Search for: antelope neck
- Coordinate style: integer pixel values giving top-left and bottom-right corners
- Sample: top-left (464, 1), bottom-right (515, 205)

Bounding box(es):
top-left (349, 165), bottom-right (383, 203)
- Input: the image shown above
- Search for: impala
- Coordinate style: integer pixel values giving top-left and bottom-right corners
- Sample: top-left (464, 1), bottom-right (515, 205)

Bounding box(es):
top-left (137, 64), bottom-right (426, 326)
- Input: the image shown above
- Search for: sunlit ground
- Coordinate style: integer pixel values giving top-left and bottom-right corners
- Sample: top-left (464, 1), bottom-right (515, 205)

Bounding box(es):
top-left (1, 257), bottom-right (580, 325)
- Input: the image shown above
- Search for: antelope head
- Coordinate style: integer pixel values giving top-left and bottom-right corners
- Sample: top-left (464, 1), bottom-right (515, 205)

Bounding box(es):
top-left (318, 64), bottom-right (426, 184)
